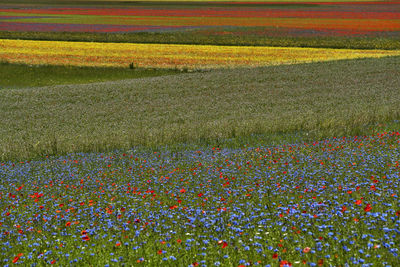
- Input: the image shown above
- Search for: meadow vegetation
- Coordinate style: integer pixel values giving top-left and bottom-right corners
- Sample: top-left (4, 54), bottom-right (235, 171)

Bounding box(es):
top-left (2, 0), bottom-right (399, 50)
top-left (1, 1), bottom-right (399, 265)
top-left (1, 56), bottom-right (399, 161)
top-left (0, 61), bottom-right (180, 89)
top-left (2, 31), bottom-right (400, 50)
top-left (3, 39), bottom-right (399, 69)
top-left (1, 131), bottom-right (399, 266)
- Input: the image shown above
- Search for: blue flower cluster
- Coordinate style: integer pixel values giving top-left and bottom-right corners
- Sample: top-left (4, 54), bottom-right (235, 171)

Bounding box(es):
top-left (0, 132), bottom-right (399, 266)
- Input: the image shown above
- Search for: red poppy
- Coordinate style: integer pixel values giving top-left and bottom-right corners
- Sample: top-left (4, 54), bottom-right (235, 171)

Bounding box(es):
top-left (364, 204), bottom-right (372, 212)
top-left (355, 200), bottom-right (362, 205)
top-left (280, 260), bottom-right (292, 267)
top-left (12, 253), bottom-right (23, 263)
top-left (82, 235), bottom-right (90, 241)
top-left (65, 222), bottom-right (71, 227)
top-left (180, 188), bottom-right (186, 193)
top-left (370, 185), bottom-right (376, 191)
top-left (272, 253), bottom-right (278, 259)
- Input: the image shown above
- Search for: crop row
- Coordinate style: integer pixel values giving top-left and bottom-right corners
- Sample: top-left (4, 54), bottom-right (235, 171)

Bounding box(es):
top-left (2, 7), bottom-right (399, 19)
top-left (1, 13), bottom-right (399, 33)
top-left (2, 30), bottom-right (400, 50)
top-left (0, 1), bottom-right (399, 37)
top-left (2, 39), bottom-right (400, 69)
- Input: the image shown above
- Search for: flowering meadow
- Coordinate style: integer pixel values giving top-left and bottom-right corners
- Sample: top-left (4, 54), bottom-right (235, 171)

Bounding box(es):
top-left (1, 39), bottom-right (400, 69)
top-left (1, 1), bottom-right (400, 50)
top-left (1, 1), bottom-right (400, 266)
top-left (1, 1), bottom-right (399, 36)
top-left (1, 131), bottom-right (399, 266)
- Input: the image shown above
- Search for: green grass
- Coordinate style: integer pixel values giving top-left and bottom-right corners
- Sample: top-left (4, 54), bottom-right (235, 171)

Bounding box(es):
top-left (2, 31), bottom-right (400, 50)
top-left (1, 56), bottom-right (400, 161)
top-left (0, 62), bottom-right (182, 89)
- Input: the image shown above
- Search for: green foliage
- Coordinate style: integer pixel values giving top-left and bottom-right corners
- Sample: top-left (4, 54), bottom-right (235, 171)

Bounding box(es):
top-left (1, 56), bottom-right (400, 161)
top-left (0, 62), bottom-right (180, 89)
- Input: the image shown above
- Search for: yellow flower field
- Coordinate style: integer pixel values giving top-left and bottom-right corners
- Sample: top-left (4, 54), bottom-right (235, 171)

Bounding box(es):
top-left (1, 39), bottom-right (400, 69)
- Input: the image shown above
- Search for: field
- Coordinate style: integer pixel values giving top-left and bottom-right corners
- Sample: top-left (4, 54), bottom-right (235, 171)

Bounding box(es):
top-left (2, 39), bottom-right (400, 69)
top-left (1, 131), bottom-right (399, 266)
top-left (0, 61), bottom-right (182, 88)
top-left (1, 56), bottom-right (400, 161)
top-left (1, 0), bottom-right (400, 266)
top-left (1, 1), bottom-right (400, 50)
top-left (1, 1), bottom-right (400, 68)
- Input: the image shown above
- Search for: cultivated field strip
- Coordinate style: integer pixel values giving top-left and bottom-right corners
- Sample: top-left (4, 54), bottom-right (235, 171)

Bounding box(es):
top-left (1, 39), bottom-right (400, 69)
top-left (1, 56), bottom-right (399, 160)
top-left (1, 1), bottom-right (399, 35)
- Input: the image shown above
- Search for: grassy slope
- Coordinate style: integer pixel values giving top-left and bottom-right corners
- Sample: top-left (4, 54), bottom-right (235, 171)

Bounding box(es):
top-left (1, 56), bottom-right (400, 161)
top-left (0, 62), bottom-right (181, 89)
